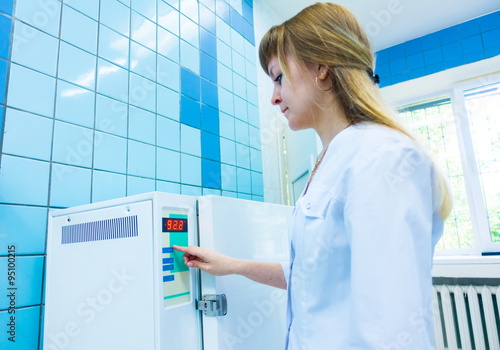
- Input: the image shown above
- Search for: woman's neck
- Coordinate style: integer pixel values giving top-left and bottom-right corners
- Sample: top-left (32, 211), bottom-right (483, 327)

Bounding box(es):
top-left (313, 97), bottom-right (350, 151)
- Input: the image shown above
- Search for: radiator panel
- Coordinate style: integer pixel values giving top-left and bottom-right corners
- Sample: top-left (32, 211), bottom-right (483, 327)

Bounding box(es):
top-left (433, 284), bottom-right (500, 350)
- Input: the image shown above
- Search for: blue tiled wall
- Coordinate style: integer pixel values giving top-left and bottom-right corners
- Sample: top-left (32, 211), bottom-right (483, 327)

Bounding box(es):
top-left (0, 1), bottom-right (11, 147)
top-left (375, 11), bottom-right (500, 87)
top-left (0, 0), bottom-right (260, 348)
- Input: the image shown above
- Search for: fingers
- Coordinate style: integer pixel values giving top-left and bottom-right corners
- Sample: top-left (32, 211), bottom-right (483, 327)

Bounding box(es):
top-left (172, 245), bottom-right (189, 253)
top-left (173, 245), bottom-right (206, 268)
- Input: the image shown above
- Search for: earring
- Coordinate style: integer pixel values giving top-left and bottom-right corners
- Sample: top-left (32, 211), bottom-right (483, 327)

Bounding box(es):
top-left (315, 76), bottom-right (333, 91)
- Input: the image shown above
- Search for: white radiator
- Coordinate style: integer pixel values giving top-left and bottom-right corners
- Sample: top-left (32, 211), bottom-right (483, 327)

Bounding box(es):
top-left (433, 284), bottom-right (500, 350)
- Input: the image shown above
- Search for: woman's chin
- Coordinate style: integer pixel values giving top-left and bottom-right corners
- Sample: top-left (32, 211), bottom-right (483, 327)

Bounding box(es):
top-left (288, 122), bottom-right (302, 131)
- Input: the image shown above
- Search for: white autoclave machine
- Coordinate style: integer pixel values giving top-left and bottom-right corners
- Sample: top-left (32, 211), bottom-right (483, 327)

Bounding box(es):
top-left (44, 192), bottom-right (293, 350)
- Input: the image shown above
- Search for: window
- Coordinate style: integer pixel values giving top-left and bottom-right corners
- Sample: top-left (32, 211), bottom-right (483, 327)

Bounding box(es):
top-left (464, 82), bottom-right (500, 245)
top-left (399, 98), bottom-right (474, 251)
top-left (398, 74), bottom-right (500, 254)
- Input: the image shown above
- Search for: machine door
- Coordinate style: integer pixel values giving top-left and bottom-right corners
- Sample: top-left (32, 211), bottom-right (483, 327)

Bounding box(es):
top-left (198, 196), bottom-right (293, 350)
top-left (45, 200), bottom-right (155, 350)
top-left (154, 192), bottom-right (202, 350)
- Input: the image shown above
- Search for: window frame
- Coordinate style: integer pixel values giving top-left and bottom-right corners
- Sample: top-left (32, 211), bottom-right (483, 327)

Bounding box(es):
top-left (393, 71), bottom-right (500, 255)
top-left (450, 72), bottom-right (500, 254)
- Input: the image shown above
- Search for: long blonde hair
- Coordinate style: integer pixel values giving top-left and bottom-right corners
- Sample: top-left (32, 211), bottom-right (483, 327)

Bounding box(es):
top-left (259, 2), bottom-right (452, 219)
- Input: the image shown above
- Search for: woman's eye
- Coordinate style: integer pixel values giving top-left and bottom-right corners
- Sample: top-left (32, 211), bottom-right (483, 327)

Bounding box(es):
top-left (274, 74), bottom-right (282, 85)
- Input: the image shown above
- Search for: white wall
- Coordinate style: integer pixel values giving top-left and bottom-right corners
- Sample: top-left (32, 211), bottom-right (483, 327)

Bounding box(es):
top-left (253, 0), bottom-right (285, 204)
top-left (253, 0), bottom-right (320, 205)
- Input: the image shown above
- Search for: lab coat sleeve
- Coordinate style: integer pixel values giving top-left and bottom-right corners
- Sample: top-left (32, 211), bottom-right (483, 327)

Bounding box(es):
top-left (344, 144), bottom-right (436, 349)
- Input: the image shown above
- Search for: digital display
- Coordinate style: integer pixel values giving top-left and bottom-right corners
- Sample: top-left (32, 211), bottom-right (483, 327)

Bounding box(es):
top-left (162, 218), bottom-right (187, 232)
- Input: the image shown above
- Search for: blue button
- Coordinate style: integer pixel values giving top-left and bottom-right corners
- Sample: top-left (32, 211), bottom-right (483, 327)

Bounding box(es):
top-left (163, 264), bottom-right (174, 271)
top-left (163, 258), bottom-right (174, 264)
top-left (162, 247), bottom-right (173, 254)
top-left (163, 275), bottom-right (174, 282)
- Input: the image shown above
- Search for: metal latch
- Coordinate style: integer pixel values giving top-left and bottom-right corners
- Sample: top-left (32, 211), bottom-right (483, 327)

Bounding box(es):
top-left (197, 294), bottom-right (227, 317)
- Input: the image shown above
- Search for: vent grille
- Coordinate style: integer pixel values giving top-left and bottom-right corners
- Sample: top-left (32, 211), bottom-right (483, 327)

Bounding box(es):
top-left (62, 215), bottom-right (138, 244)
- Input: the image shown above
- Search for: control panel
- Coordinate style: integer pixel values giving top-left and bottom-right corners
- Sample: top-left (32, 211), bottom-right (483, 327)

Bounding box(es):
top-left (161, 208), bottom-right (190, 308)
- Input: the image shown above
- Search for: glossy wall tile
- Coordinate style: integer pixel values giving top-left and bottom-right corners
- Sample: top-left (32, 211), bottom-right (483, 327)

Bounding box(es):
top-left (375, 11), bottom-right (500, 87)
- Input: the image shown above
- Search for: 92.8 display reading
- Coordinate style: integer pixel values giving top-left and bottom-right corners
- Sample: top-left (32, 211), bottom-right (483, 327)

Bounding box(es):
top-left (162, 218), bottom-right (187, 232)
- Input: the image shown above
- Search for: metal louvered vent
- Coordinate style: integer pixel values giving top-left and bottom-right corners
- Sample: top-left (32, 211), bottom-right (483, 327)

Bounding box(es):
top-left (61, 215), bottom-right (138, 244)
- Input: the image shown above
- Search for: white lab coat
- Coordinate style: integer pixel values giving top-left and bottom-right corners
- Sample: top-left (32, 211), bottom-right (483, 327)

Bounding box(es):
top-left (281, 122), bottom-right (444, 349)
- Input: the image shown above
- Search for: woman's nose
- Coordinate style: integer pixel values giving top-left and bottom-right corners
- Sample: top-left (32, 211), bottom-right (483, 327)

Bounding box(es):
top-left (271, 87), bottom-right (281, 105)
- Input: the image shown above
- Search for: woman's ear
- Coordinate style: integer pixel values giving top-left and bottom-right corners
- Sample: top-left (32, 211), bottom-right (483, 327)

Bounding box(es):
top-left (317, 64), bottom-right (329, 80)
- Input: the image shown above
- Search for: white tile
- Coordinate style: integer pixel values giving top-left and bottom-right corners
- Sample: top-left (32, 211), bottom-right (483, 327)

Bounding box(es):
top-left (233, 71), bottom-right (246, 99)
top-left (181, 124), bottom-right (201, 156)
top-left (131, 0), bottom-right (156, 22)
top-left (127, 176), bottom-right (156, 195)
top-left (15, 0), bottom-right (60, 37)
top-left (50, 164), bottom-right (91, 207)
top-left (158, 1), bottom-right (180, 36)
top-left (181, 184), bottom-right (202, 196)
top-left (92, 170), bottom-right (126, 202)
top-left (157, 148), bottom-right (180, 182)
top-left (245, 59), bottom-right (258, 85)
top-left (232, 50), bottom-right (245, 75)
top-left (128, 106), bottom-right (156, 144)
top-left (0, 155), bottom-right (50, 206)
top-left (93, 131), bottom-right (127, 173)
top-left (217, 62), bottom-right (233, 92)
top-left (130, 41), bottom-right (156, 80)
top-left (216, 39), bottom-right (232, 68)
top-left (180, 14), bottom-right (199, 48)
top-left (58, 42), bottom-right (96, 89)
top-left (64, 0), bottom-right (99, 20)
top-left (129, 72), bottom-right (156, 112)
top-left (236, 143), bottom-right (250, 169)
top-left (98, 24), bottom-right (129, 68)
top-left (234, 95), bottom-right (247, 122)
top-left (221, 164), bottom-right (236, 191)
top-left (157, 115), bottom-right (180, 151)
top-left (131, 11), bottom-right (156, 51)
top-left (7, 64), bottom-right (56, 118)
top-left (180, 0), bottom-right (198, 23)
top-left (157, 85), bottom-right (180, 121)
top-left (218, 87), bottom-right (234, 116)
top-left (180, 40), bottom-right (200, 74)
top-left (100, 0), bottom-right (130, 37)
top-left (127, 140), bottom-right (156, 178)
top-left (246, 80), bottom-right (259, 106)
top-left (95, 94), bottom-right (128, 137)
top-left (181, 154), bottom-right (201, 186)
top-left (157, 55), bottom-right (180, 91)
top-left (61, 5), bottom-right (98, 54)
top-left (11, 20), bottom-right (59, 76)
top-left (235, 118), bottom-right (249, 145)
top-left (97, 59), bottom-right (129, 103)
top-left (215, 16), bottom-right (230, 44)
top-left (157, 180), bottom-right (181, 194)
top-left (158, 26), bottom-right (180, 63)
top-left (2, 108), bottom-right (53, 161)
top-left (52, 121), bottom-right (94, 168)
top-left (55, 80), bottom-right (95, 128)
top-left (219, 111), bottom-right (235, 140)
top-left (220, 137), bottom-right (236, 165)
top-left (231, 28), bottom-right (245, 55)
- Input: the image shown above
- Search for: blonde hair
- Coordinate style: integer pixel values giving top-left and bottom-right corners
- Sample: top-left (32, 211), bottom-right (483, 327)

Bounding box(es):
top-left (259, 2), bottom-right (452, 220)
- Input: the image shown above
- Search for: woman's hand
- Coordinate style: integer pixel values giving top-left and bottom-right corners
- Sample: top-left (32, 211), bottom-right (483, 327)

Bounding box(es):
top-left (173, 245), bottom-right (287, 289)
top-left (173, 245), bottom-right (236, 276)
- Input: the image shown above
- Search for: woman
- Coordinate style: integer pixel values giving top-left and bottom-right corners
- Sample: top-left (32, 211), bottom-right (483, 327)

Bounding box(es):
top-left (175, 2), bottom-right (452, 349)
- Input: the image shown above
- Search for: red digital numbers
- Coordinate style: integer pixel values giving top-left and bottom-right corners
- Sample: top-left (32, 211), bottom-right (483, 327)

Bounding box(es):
top-left (164, 219), bottom-right (186, 232)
